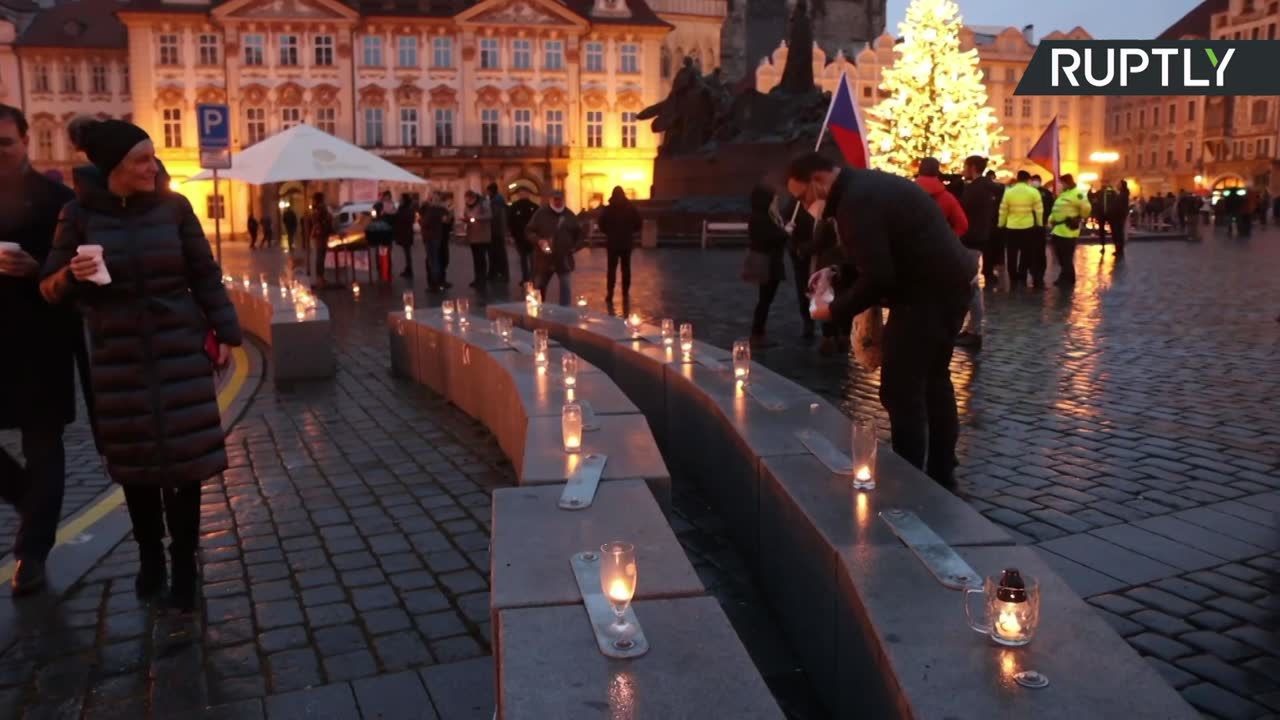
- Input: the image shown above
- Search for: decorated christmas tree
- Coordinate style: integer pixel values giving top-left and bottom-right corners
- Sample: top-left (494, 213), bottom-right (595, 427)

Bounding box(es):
top-left (866, 0), bottom-right (1006, 176)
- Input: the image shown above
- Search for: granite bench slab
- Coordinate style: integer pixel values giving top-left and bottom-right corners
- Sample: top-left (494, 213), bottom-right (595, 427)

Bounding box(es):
top-left (229, 284), bottom-right (334, 381)
top-left (517, 415), bottom-right (671, 508)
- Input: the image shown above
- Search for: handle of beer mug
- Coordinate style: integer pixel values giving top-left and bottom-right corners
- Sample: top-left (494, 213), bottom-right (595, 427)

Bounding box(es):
top-left (964, 586), bottom-right (991, 635)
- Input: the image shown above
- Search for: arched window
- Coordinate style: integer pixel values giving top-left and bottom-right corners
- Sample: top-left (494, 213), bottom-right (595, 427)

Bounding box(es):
top-left (660, 45), bottom-right (672, 79)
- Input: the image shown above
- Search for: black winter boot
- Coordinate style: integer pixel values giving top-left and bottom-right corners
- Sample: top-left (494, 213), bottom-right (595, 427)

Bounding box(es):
top-left (168, 546), bottom-right (197, 613)
top-left (135, 542), bottom-right (167, 599)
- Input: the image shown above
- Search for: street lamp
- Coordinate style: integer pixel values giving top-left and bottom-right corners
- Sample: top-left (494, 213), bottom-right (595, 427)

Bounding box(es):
top-left (1089, 151), bottom-right (1120, 164)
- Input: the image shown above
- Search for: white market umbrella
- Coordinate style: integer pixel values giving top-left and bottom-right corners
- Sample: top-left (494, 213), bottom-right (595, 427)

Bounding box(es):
top-left (189, 124), bottom-right (425, 185)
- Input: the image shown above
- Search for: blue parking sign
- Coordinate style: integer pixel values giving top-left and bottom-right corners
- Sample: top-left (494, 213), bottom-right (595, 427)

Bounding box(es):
top-left (196, 103), bottom-right (230, 150)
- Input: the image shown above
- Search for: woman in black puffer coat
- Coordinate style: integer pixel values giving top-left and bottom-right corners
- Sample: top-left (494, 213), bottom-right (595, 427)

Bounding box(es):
top-left (41, 120), bottom-right (242, 611)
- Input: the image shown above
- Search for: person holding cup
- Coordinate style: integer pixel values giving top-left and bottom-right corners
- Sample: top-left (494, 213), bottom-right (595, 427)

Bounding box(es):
top-left (0, 104), bottom-right (80, 596)
top-left (40, 119), bottom-right (242, 612)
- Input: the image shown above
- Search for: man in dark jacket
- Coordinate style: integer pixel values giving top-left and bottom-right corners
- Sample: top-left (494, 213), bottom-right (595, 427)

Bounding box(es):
top-left (0, 104), bottom-right (79, 594)
top-left (486, 183), bottom-right (510, 283)
top-left (957, 155), bottom-right (999, 349)
top-left (507, 190), bottom-right (539, 284)
top-left (1028, 174), bottom-right (1054, 289)
top-left (282, 206), bottom-right (299, 250)
top-left (787, 152), bottom-right (976, 490)
top-left (597, 186), bottom-right (642, 306)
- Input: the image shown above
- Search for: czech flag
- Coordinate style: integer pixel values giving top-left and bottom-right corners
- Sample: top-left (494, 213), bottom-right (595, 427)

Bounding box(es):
top-left (821, 73), bottom-right (870, 169)
top-left (1027, 117), bottom-right (1061, 186)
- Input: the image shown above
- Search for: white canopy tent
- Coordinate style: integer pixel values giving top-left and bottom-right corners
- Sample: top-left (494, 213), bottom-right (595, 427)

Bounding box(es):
top-left (189, 123), bottom-right (426, 185)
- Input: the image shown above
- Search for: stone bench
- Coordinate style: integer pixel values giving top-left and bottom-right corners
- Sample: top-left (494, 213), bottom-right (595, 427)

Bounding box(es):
top-left (387, 306), bottom-right (783, 719)
top-left (487, 301), bottom-right (1199, 720)
top-left (226, 282), bottom-right (335, 382)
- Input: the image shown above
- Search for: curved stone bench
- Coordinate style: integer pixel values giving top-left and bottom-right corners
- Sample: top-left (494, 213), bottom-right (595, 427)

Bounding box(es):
top-left (388, 306), bottom-right (784, 719)
top-left (487, 302), bottom-right (1198, 720)
top-left (226, 282), bottom-right (335, 381)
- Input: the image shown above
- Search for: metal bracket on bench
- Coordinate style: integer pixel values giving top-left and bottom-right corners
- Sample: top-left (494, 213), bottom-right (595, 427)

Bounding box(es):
top-left (795, 429), bottom-right (854, 475)
top-left (878, 509), bottom-right (981, 590)
top-left (559, 453), bottom-right (608, 510)
top-left (580, 400), bottom-right (600, 431)
top-left (570, 551), bottom-right (650, 658)
top-left (692, 354), bottom-right (726, 372)
top-left (508, 339), bottom-right (534, 354)
top-left (744, 382), bottom-right (787, 411)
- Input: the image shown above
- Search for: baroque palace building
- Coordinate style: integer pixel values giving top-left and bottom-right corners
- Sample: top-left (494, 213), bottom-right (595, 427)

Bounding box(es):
top-left (4, 0), bottom-right (725, 234)
top-left (755, 23), bottom-right (1111, 185)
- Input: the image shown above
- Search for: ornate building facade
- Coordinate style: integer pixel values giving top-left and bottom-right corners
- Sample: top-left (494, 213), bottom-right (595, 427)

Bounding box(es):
top-left (756, 23), bottom-right (1111, 183)
top-left (723, 0), bottom-right (884, 83)
top-left (5, 0), bottom-right (725, 234)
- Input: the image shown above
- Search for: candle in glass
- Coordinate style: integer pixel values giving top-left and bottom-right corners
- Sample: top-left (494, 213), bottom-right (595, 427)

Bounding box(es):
top-left (294, 301), bottom-right (307, 322)
top-left (852, 418), bottom-right (877, 490)
top-left (575, 295), bottom-right (589, 319)
top-left (660, 318), bottom-right (675, 347)
top-left (259, 273), bottom-right (269, 294)
top-left (497, 317), bottom-right (513, 342)
top-left (732, 340), bottom-right (751, 384)
top-left (599, 541), bottom-right (637, 645)
top-left (533, 329), bottom-right (549, 367)
top-left (352, 282), bottom-right (361, 298)
top-left (403, 291), bottom-right (416, 316)
top-left (241, 273), bottom-right (251, 289)
top-left (455, 297), bottom-right (470, 326)
top-left (561, 352), bottom-right (579, 388)
top-left (627, 313), bottom-right (642, 338)
top-left (562, 403), bottom-right (583, 453)
top-left (679, 323), bottom-right (693, 360)
top-left (441, 298), bottom-right (454, 320)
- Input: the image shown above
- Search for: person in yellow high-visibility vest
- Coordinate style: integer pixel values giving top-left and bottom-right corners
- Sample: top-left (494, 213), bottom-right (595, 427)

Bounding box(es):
top-left (996, 170), bottom-right (1043, 289)
top-left (1048, 174), bottom-right (1092, 287)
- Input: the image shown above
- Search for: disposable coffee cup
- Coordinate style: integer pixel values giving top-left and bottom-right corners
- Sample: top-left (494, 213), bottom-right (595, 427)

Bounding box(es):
top-left (75, 244), bottom-right (112, 285)
top-left (0, 241), bottom-right (21, 254)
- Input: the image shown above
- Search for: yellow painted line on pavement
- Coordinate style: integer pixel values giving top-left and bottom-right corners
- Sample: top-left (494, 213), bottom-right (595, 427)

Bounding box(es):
top-left (0, 346), bottom-right (250, 584)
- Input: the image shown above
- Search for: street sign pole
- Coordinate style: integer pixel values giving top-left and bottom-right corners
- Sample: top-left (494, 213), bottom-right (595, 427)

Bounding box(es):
top-left (213, 169), bottom-right (222, 264)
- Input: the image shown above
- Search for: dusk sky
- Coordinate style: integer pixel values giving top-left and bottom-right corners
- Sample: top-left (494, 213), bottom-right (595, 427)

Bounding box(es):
top-left (886, 0), bottom-right (1207, 40)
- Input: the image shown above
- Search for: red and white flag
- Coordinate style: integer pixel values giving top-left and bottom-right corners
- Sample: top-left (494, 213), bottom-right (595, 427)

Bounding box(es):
top-left (820, 73), bottom-right (870, 169)
top-left (1027, 117), bottom-right (1060, 186)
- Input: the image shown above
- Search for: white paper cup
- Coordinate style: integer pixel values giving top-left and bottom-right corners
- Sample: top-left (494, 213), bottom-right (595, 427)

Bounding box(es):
top-left (0, 241), bottom-right (21, 254)
top-left (75, 244), bottom-right (112, 285)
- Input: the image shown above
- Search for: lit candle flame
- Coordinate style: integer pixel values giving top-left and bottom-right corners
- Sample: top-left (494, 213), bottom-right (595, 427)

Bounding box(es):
top-left (565, 433), bottom-right (582, 450)
top-left (352, 283), bottom-right (360, 296)
top-left (855, 466), bottom-right (872, 482)
top-left (996, 609), bottom-right (1022, 638)
top-left (608, 578), bottom-right (632, 603)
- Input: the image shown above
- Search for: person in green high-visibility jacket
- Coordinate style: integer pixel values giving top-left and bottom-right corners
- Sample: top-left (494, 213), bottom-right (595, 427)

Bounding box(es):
top-left (1048, 173), bottom-right (1092, 287)
top-left (996, 170), bottom-right (1043, 289)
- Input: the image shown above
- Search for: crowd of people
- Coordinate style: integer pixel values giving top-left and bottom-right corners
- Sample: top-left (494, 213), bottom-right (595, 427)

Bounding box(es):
top-left (1, 105), bottom-right (239, 607)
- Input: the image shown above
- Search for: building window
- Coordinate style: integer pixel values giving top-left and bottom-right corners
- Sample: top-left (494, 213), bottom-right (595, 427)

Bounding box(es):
top-left (61, 64), bottom-right (78, 93)
top-left (1185, 141), bottom-right (1193, 163)
top-left (315, 107), bottom-right (336, 134)
top-left (363, 108), bottom-right (384, 146)
top-left (1153, 107), bottom-right (1160, 126)
top-left (480, 38), bottom-right (500, 69)
top-left (512, 39), bottom-right (532, 70)
top-left (586, 110), bottom-right (603, 148)
top-left (245, 107), bottom-right (266, 145)
top-left (544, 40), bottom-right (563, 70)
top-left (620, 43), bottom-right (639, 73)
top-left (1252, 99), bottom-right (1268, 125)
top-left (513, 108), bottom-right (532, 146)
top-left (314, 35), bottom-right (334, 66)
top-left (434, 108), bottom-right (454, 146)
top-left (90, 65), bottom-right (108, 94)
top-left (281, 107), bottom-right (301, 130)
top-left (207, 194), bottom-right (225, 220)
top-left (1021, 99), bottom-right (1031, 118)
top-left (1136, 152), bottom-right (1143, 169)
top-left (398, 36), bottom-right (417, 67)
top-left (1112, 114), bottom-right (1119, 134)
top-left (280, 35), bottom-right (299, 66)
top-left (585, 41), bottom-right (604, 72)
top-left (432, 37), bottom-right (453, 67)
top-left (545, 109), bottom-right (564, 146)
top-left (1058, 99), bottom-right (1069, 119)
top-left (1149, 150), bottom-right (1157, 166)
top-left (120, 63), bottom-right (129, 94)
top-left (1166, 147), bottom-right (1174, 165)
top-left (1251, 27), bottom-right (1260, 40)
top-left (1003, 98), bottom-right (1013, 117)
top-left (1168, 103), bottom-right (1176, 124)
top-left (159, 34), bottom-right (180, 66)
top-left (862, 85), bottom-right (872, 99)
top-left (1004, 67), bottom-right (1015, 82)
top-left (400, 108), bottom-right (419, 146)
top-left (199, 34), bottom-right (219, 65)
top-left (1039, 98), bottom-right (1050, 119)
top-left (1187, 101), bottom-right (1196, 122)
top-left (621, 112), bottom-right (637, 148)
top-left (481, 108), bottom-right (500, 146)
top-left (162, 108), bottom-right (182, 148)
top-left (1261, 138), bottom-right (1272, 158)
top-left (1270, 23), bottom-right (1277, 39)
top-left (1125, 111), bottom-right (1132, 129)
top-left (363, 36), bottom-right (384, 67)
top-left (32, 64), bottom-right (50, 93)
top-left (35, 129), bottom-right (53, 159)
top-left (244, 34), bottom-right (265, 66)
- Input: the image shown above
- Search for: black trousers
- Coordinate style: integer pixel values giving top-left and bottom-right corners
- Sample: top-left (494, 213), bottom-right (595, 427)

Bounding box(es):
top-left (314, 241), bottom-right (328, 280)
top-left (1051, 236), bottom-right (1076, 284)
top-left (0, 425), bottom-right (66, 562)
top-left (248, 230), bottom-right (259, 249)
top-left (1111, 219), bottom-right (1127, 256)
top-left (879, 297), bottom-right (968, 488)
top-left (469, 245), bottom-right (489, 285)
top-left (514, 238), bottom-right (533, 284)
top-left (606, 247), bottom-right (632, 299)
top-left (1005, 227), bottom-right (1044, 287)
top-left (488, 236), bottom-right (509, 280)
top-left (983, 230), bottom-right (1006, 285)
top-left (752, 278), bottom-right (781, 335)
top-left (399, 244), bottom-right (413, 275)
top-left (789, 250), bottom-right (813, 327)
top-left (123, 483), bottom-right (201, 555)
